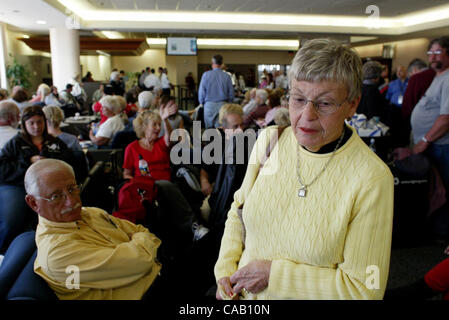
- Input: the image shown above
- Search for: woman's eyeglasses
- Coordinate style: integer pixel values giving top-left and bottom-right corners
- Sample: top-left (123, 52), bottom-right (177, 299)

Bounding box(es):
top-left (286, 94), bottom-right (347, 115)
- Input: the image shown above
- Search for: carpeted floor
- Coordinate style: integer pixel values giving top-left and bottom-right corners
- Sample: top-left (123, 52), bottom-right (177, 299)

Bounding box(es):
top-left (386, 242), bottom-right (448, 299)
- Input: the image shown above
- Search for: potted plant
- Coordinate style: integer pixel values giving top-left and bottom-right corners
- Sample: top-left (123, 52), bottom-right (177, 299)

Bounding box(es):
top-left (6, 56), bottom-right (31, 89)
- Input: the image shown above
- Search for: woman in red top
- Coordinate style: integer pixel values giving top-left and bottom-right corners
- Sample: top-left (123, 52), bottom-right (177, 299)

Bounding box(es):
top-left (123, 102), bottom-right (176, 181)
top-left (122, 100), bottom-right (210, 246)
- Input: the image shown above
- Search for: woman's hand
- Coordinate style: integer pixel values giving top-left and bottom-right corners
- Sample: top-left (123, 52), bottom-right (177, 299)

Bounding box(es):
top-left (160, 103), bottom-right (177, 120)
top-left (229, 260), bottom-right (272, 295)
top-left (216, 277), bottom-right (237, 300)
top-left (444, 245), bottom-right (449, 255)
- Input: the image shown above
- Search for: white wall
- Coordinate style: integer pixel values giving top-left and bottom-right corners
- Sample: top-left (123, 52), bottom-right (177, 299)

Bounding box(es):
top-left (80, 55), bottom-right (111, 82)
top-left (354, 38), bottom-right (430, 72)
top-left (111, 49), bottom-right (166, 73)
top-left (198, 49), bottom-right (294, 65)
top-left (4, 27), bottom-right (52, 92)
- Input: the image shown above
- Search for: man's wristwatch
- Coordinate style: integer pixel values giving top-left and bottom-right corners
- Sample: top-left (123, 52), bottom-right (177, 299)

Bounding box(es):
top-left (421, 136), bottom-right (431, 144)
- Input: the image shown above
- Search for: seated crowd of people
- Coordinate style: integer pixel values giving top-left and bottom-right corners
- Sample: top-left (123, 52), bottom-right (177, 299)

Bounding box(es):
top-left (0, 37), bottom-right (449, 301)
top-left (0, 64), bottom-right (292, 299)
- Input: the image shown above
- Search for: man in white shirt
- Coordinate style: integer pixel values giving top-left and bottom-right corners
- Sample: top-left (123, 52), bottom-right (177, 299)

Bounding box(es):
top-left (0, 101), bottom-right (20, 149)
top-left (159, 67), bottom-right (172, 96)
top-left (275, 71), bottom-right (288, 90)
top-left (144, 69), bottom-right (162, 93)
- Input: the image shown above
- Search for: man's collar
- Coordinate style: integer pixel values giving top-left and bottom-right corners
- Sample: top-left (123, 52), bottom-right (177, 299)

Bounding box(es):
top-left (38, 208), bottom-right (85, 228)
top-left (436, 67), bottom-right (449, 77)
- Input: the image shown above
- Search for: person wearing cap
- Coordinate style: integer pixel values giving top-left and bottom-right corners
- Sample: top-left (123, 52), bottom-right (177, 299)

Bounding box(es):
top-left (59, 84), bottom-right (81, 112)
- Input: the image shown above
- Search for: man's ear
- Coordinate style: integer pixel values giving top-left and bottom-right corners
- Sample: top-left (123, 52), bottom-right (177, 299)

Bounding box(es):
top-left (25, 195), bottom-right (39, 213)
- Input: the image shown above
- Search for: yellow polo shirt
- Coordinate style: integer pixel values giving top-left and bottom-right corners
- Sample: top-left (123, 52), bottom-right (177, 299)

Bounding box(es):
top-left (34, 207), bottom-right (161, 300)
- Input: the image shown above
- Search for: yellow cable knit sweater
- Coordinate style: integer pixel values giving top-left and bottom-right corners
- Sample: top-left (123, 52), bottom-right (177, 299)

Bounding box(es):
top-left (214, 126), bottom-right (394, 300)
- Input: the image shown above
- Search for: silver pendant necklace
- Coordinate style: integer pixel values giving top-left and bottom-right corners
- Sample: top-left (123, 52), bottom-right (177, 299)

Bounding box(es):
top-left (296, 131), bottom-right (345, 198)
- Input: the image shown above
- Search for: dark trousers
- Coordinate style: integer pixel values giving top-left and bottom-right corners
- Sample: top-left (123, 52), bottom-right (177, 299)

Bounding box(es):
top-left (427, 144), bottom-right (449, 240)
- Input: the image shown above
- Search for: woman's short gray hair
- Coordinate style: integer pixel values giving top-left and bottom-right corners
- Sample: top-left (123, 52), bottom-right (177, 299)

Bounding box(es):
top-left (274, 107), bottom-right (291, 127)
top-left (100, 95), bottom-right (122, 114)
top-left (138, 91), bottom-right (155, 110)
top-left (24, 159), bottom-right (75, 196)
top-left (362, 61), bottom-right (382, 80)
top-left (42, 105), bottom-right (64, 127)
top-left (255, 89), bottom-right (268, 102)
top-left (133, 110), bottom-right (162, 139)
top-left (288, 38), bottom-right (363, 103)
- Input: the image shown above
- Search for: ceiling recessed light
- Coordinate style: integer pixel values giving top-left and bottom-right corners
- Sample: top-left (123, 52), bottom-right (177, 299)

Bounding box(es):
top-left (12, 10), bottom-right (20, 13)
top-left (36, 20), bottom-right (47, 25)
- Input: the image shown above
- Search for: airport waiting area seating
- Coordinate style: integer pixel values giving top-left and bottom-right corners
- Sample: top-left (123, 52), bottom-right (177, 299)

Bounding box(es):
top-left (0, 231), bottom-right (57, 300)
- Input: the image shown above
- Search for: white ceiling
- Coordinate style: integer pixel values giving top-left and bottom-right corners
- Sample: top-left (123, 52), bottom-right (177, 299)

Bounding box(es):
top-left (0, 0), bottom-right (449, 45)
top-left (87, 0), bottom-right (449, 17)
top-left (0, 0), bottom-right (68, 32)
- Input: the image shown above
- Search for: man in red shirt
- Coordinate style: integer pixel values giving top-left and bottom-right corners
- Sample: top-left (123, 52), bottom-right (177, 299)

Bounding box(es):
top-left (400, 59), bottom-right (436, 146)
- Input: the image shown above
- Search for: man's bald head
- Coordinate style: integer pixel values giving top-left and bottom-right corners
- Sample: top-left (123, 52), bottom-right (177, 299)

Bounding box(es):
top-left (25, 159), bottom-right (82, 222)
top-left (25, 159), bottom-right (75, 197)
top-left (0, 100), bottom-right (20, 127)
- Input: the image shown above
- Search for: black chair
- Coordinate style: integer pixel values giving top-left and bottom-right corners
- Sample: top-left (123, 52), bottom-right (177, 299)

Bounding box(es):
top-left (111, 130), bottom-right (137, 150)
top-left (192, 105), bottom-right (205, 130)
top-left (72, 150), bottom-right (89, 183)
top-left (0, 231), bottom-right (57, 300)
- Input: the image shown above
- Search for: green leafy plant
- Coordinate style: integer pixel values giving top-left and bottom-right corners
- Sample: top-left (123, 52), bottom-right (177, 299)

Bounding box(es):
top-left (6, 56), bottom-right (31, 89)
top-left (125, 71), bottom-right (140, 91)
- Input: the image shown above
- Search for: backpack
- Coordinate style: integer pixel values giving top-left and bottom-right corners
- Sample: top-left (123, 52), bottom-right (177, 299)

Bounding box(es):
top-left (112, 176), bottom-right (157, 224)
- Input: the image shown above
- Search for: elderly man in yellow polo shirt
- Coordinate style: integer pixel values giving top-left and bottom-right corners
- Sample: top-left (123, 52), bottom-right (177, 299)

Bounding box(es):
top-left (24, 159), bottom-right (162, 300)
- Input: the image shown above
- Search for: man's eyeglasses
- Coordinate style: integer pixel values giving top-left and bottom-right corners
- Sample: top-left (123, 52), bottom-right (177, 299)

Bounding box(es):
top-left (35, 184), bottom-right (82, 204)
top-left (286, 94), bottom-right (347, 115)
top-left (427, 50), bottom-right (443, 56)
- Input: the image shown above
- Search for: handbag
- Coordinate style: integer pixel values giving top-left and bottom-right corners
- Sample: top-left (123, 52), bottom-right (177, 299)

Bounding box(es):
top-left (237, 125), bottom-right (287, 248)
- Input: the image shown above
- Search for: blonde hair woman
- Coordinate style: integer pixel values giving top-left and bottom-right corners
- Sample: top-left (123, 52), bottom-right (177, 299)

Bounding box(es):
top-left (30, 84), bottom-right (51, 105)
top-left (123, 101), bottom-right (176, 181)
top-left (42, 105), bottom-right (82, 152)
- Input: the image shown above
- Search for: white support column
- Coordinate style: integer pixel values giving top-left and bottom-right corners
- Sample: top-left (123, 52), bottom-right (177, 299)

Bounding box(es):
top-left (49, 28), bottom-right (80, 91)
top-left (0, 23), bottom-right (9, 90)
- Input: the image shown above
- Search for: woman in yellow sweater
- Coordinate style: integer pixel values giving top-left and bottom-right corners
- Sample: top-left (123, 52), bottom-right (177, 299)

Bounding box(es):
top-left (214, 38), bottom-right (394, 300)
